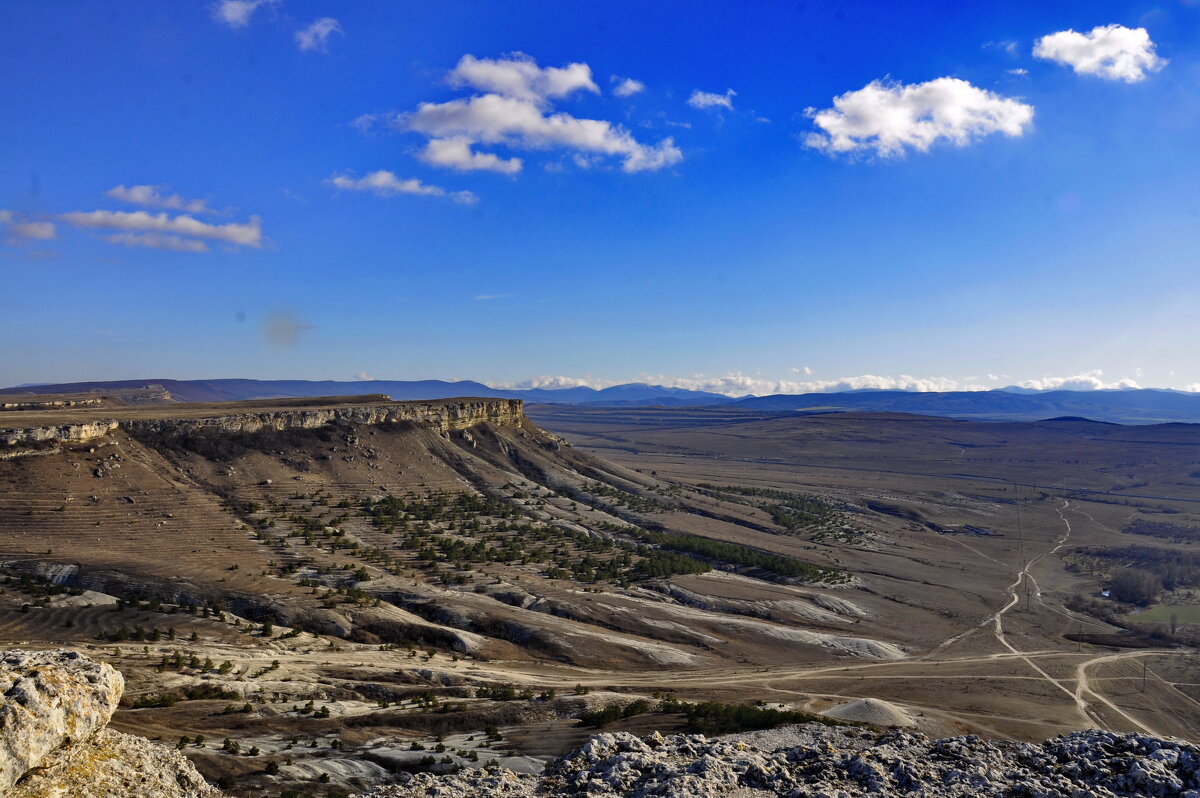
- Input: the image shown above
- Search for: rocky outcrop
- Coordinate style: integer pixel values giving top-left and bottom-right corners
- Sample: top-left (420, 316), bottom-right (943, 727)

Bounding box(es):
top-left (0, 398), bottom-right (524, 447)
top-left (0, 422), bottom-right (118, 447)
top-left (354, 725), bottom-right (1200, 798)
top-left (0, 650), bottom-right (220, 798)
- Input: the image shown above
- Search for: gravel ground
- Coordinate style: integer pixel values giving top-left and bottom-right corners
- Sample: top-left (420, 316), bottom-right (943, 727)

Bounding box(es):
top-left (353, 723), bottom-right (1200, 798)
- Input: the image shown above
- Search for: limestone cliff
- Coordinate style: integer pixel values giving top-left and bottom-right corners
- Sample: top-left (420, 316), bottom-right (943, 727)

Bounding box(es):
top-left (0, 649), bottom-right (220, 798)
top-left (0, 398), bottom-right (524, 447)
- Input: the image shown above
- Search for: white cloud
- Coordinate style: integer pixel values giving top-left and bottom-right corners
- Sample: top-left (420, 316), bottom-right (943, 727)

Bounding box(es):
top-left (1034, 24), bottom-right (1166, 83)
top-left (296, 17), bottom-right (341, 53)
top-left (612, 77), bottom-right (645, 97)
top-left (402, 91), bottom-right (681, 174)
top-left (106, 184), bottom-right (211, 214)
top-left (494, 370), bottom-right (1153, 397)
top-left (8, 221), bottom-right (57, 241)
top-left (498, 372), bottom-right (990, 397)
top-left (499, 375), bottom-right (608, 390)
top-left (419, 137), bottom-right (523, 174)
top-left (61, 210), bottom-right (263, 247)
top-left (327, 170), bottom-right (478, 204)
top-left (354, 371), bottom-right (374, 381)
top-left (1008, 68), bottom-right (1029, 77)
top-left (1015, 370), bottom-right (1140, 391)
top-left (210, 0), bottom-right (278, 29)
top-left (106, 232), bottom-right (209, 252)
top-left (804, 77), bottom-right (1034, 157)
top-left (475, 294), bottom-right (510, 300)
top-left (378, 54), bottom-right (681, 175)
top-left (790, 366), bottom-right (814, 376)
top-left (1, 210), bottom-right (57, 243)
top-left (449, 53), bottom-right (598, 105)
top-left (687, 88), bottom-right (736, 111)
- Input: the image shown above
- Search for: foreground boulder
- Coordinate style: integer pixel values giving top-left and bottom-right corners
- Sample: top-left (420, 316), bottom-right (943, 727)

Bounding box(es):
top-left (0, 649), bottom-right (219, 798)
top-left (355, 724), bottom-right (1200, 798)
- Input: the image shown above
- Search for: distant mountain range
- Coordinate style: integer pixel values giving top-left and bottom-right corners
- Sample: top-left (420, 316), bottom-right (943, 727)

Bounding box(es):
top-left (4, 378), bottom-right (1200, 424)
top-left (0, 378), bottom-right (732, 408)
top-left (729, 388), bottom-right (1200, 424)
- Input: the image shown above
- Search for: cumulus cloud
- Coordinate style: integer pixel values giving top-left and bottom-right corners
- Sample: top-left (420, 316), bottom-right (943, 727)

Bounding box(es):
top-left (687, 88), bottom-right (736, 111)
top-left (327, 170), bottom-right (478, 204)
top-left (1034, 24), bottom-right (1166, 82)
top-left (210, 0), bottom-right (278, 29)
top-left (106, 232), bottom-right (209, 252)
top-left (375, 53), bottom-right (681, 175)
top-left (1015, 370), bottom-right (1140, 391)
top-left (296, 17), bottom-right (341, 53)
top-left (449, 54), bottom-right (598, 104)
top-left (354, 371), bottom-right (374, 381)
top-left (612, 77), bottom-right (645, 97)
top-left (61, 210), bottom-right (263, 247)
top-left (419, 137), bottom-right (522, 174)
top-left (105, 184), bottom-right (211, 214)
top-left (805, 77), bottom-right (1034, 157)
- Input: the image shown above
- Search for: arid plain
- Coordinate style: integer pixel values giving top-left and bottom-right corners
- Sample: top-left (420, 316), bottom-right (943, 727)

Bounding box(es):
top-left (1, 395), bottom-right (1197, 796)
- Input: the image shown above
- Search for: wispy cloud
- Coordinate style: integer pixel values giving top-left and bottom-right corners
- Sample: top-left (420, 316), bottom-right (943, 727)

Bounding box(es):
top-left (296, 17), bottom-right (342, 53)
top-left (106, 184), bottom-right (211, 214)
top-left (364, 53), bottom-right (681, 175)
top-left (105, 232), bottom-right (209, 252)
top-left (687, 88), bottom-right (736, 111)
top-left (327, 170), bottom-right (478, 204)
top-left (210, 0), bottom-right (278, 29)
top-left (1034, 24), bottom-right (1166, 83)
top-left (475, 293), bottom-right (511, 301)
top-left (804, 77), bottom-right (1033, 157)
top-left (61, 210), bottom-right (263, 247)
top-left (8, 220), bottom-right (57, 241)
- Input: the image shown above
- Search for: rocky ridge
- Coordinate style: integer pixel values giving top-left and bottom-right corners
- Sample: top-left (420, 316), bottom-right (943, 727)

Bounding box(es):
top-left (0, 650), bottom-right (220, 798)
top-left (0, 397), bottom-right (525, 447)
top-left (354, 725), bottom-right (1200, 798)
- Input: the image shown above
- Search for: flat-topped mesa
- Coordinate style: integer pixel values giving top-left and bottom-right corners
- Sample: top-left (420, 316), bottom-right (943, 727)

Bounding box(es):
top-left (0, 397), bottom-right (525, 447)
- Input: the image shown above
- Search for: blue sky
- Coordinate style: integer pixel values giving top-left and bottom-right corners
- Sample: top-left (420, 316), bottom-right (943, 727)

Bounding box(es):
top-left (2, 0), bottom-right (1199, 395)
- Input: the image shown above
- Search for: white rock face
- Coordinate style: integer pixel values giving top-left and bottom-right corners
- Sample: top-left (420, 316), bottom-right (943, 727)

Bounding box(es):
top-left (7, 728), bottom-right (220, 798)
top-left (0, 649), bottom-right (222, 798)
top-left (0, 650), bottom-right (122, 793)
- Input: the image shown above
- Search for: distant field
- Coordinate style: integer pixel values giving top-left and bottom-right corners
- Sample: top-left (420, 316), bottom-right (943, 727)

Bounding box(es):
top-left (1130, 604), bottom-right (1200, 625)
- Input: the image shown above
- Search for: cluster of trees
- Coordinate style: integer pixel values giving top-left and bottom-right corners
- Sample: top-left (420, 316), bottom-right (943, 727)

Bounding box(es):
top-left (1125, 518), bottom-right (1200, 544)
top-left (580, 695), bottom-right (848, 735)
top-left (1074, 544), bottom-right (1200, 603)
top-left (696, 484), bottom-right (861, 541)
top-left (640, 531), bottom-right (841, 582)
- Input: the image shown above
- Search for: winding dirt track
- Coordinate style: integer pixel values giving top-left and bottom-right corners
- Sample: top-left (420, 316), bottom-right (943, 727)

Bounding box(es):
top-left (446, 496), bottom-right (1190, 740)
